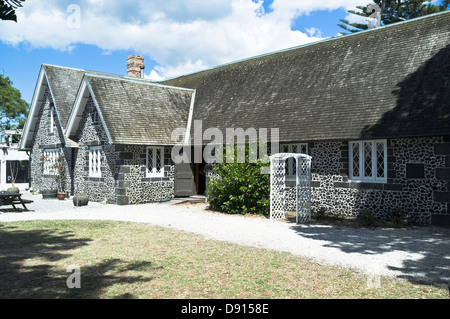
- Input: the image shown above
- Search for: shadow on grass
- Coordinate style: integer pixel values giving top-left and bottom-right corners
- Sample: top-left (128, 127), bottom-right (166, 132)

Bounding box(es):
top-left (289, 222), bottom-right (450, 288)
top-left (0, 224), bottom-right (158, 298)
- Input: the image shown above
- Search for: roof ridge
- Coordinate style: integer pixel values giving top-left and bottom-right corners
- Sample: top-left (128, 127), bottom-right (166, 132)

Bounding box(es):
top-left (160, 9), bottom-right (450, 83)
top-left (85, 72), bottom-right (196, 92)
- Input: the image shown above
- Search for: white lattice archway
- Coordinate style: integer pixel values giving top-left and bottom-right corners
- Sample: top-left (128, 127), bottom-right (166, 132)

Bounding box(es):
top-left (270, 153), bottom-right (312, 223)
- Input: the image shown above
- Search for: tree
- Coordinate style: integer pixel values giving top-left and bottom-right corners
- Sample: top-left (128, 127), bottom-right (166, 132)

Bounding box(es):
top-left (0, 0), bottom-right (25, 22)
top-left (338, 0), bottom-right (449, 34)
top-left (0, 73), bottom-right (29, 130)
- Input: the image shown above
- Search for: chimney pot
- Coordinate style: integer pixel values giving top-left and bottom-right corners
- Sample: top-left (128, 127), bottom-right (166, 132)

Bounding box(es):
top-left (127, 55), bottom-right (145, 78)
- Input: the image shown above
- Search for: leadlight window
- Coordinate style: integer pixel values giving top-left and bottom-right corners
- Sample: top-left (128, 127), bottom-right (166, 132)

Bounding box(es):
top-left (349, 140), bottom-right (387, 182)
top-left (89, 146), bottom-right (102, 177)
top-left (43, 149), bottom-right (59, 175)
top-left (280, 143), bottom-right (308, 178)
top-left (146, 146), bottom-right (164, 177)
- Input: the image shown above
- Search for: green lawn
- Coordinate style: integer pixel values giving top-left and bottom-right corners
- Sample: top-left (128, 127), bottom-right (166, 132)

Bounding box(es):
top-left (0, 220), bottom-right (447, 299)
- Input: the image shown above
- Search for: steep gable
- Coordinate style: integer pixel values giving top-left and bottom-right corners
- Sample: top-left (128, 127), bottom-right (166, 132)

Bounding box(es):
top-left (66, 74), bottom-right (195, 146)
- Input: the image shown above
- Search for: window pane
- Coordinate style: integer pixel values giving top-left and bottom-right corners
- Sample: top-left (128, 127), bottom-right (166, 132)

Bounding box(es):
top-left (352, 142), bottom-right (360, 177)
top-left (6, 160), bottom-right (29, 184)
top-left (89, 147), bottom-right (101, 177)
top-left (147, 148), bottom-right (154, 172)
top-left (156, 148), bottom-right (162, 173)
top-left (44, 149), bottom-right (58, 175)
top-left (376, 142), bottom-right (385, 178)
top-left (364, 142), bottom-right (373, 178)
top-left (300, 144), bottom-right (307, 154)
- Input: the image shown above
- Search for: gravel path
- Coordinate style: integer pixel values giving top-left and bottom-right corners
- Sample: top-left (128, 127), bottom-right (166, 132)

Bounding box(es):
top-left (1, 192), bottom-right (449, 287)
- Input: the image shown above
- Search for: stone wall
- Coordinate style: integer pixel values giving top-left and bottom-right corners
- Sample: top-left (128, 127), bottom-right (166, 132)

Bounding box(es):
top-left (285, 136), bottom-right (449, 225)
top-left (30, 88), bottom-right (72, 194)
top-left (114, 145), bottom-right (174, 205)
top-left (73, 97), bottom-right (174, 205)
top-left (73, 98), bottom-right (118, 203)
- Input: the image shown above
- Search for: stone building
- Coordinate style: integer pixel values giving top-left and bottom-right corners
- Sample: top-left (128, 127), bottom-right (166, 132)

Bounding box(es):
top-left (20, 11), bottom-right (450, 225)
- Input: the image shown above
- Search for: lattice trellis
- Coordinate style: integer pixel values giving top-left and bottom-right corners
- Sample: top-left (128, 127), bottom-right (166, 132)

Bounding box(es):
top-left (270, 153), bottom-right (312, 223)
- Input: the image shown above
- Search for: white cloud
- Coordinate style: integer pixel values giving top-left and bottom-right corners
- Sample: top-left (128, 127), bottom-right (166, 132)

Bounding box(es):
top-left (0, 0), bottom-right (364, 80)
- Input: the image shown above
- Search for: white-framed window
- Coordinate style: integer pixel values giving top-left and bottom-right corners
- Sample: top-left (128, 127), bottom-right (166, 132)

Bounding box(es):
top-left (43, 149), bottom-right (59, 175)
top-left (50, 104), bottom-right (55, 133)
top-left (146, 146), bottom-right (164, 177)
top-left (349, 140), bottom-right (387, 182)
top-left (89, 146), bottom-right (102, 177)
top-left (280, 143), bottom-right (308, 178)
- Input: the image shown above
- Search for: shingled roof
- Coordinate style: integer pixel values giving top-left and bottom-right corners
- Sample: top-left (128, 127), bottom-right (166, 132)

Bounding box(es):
top-left (43, 64), bottom-right (86, 129)
top-left (162, 11), bottom-right (450, 142)
top-left (82, 74), bottom-right (194, 145)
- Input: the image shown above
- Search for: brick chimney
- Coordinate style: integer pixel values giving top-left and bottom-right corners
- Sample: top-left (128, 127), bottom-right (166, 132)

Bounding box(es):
top-left (127, 55), bottom-right (145, 78)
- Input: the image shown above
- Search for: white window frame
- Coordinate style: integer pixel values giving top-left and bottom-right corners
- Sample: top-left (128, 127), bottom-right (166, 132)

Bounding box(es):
top-left (43, 149), bottom-right (59, 175)
top-left (89, 146), bottom-right (102, 178)
top-left (280, 143), bottom-right (308, 179)
top-left (50, 104), bottom-right (55, 133)
top-left (146, 146), bottom-right (164, 178)
top-left (349, 140), bottom-right (387, 183)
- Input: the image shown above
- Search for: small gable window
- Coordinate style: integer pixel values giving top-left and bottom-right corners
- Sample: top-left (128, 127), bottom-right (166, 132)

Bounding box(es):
top-left (146, 146), bottom-right (164, 177)
top-left (89, 146), bottom-right (102, 177)
top-left (49, 103), bottom-right (55, 133)
top-left (91, 108), bottom-right (100, 124)
top-left (349, 140), bottom-right (387, 183)
top-left (43, 149), bottom-right (59, 175)
top-left (280, 143), bottom-right (308, 179)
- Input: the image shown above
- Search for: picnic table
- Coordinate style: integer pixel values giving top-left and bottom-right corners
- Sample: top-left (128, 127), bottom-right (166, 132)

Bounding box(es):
top-left (0, 191), bottom-right (33, 211)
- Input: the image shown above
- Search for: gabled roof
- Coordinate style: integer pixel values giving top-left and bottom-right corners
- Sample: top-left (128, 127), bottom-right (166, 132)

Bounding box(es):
top-left (21, 63), bottom-right (194, 149)
top-left (20, 64), bottom-right (112, 150)
top-left (162, 10), bottom-right (450, 142)
top-left (43, 64), bottom-right (86, 128)
top-left (66, 74), bottom-right (195, 145)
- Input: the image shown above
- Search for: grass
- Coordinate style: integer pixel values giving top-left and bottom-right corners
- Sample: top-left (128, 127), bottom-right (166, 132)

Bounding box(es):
top-left (0, 219), bottom-right (447, 299)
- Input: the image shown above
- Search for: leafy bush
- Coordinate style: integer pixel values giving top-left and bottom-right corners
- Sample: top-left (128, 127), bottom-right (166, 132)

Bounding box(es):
top-left (312, 206), bottom-right (327, 220)
top-left (389, 211), bottom-right (404, 225)
top-left (358, 211), bottom-right (375, 227)
top-left (206, 142), bottom-right (270, 216)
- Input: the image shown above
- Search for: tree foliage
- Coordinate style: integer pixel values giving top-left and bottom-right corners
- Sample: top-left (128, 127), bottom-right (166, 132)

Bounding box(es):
top-left (206, 142), bottom-right (270, 216)
top-left (0, 73), bottom-right (29, 129)
top-left (338, 0), bottom-right (449, 34)
top-left (0, 0), bottom-right (25, 22)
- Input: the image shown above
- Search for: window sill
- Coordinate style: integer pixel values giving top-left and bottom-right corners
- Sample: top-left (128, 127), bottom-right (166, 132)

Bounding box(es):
top-left (86, 176), bottom-right (104, 182)
top-left (348, 179), bottom-right (387, 184)
top-left (142, 177), bottom-right (169, 182)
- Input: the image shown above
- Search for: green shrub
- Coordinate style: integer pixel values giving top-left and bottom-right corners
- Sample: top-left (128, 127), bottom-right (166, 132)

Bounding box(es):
top-left (312, 207), bottom-right (327, 220)
top-left (358, 211), bottom-right (375, 227)
top-left (206, 142), bottom-right (270, 216)
top-left (389, 211), bottom-right (403, 225)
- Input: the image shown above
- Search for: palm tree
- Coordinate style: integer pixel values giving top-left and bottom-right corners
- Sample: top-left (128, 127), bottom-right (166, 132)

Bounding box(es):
top-left (0, 0), bottom-right (25, 22)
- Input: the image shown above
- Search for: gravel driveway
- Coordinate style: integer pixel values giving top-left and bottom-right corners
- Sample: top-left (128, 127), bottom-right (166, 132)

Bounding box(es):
top-left (1, 192), bottom-right (449, 287)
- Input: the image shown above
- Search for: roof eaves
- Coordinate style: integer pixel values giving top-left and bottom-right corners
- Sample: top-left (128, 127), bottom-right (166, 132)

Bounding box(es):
top-left (19, 65), bottom-right (48, 150)
top-left (84, 76), bottom-right (114, 144)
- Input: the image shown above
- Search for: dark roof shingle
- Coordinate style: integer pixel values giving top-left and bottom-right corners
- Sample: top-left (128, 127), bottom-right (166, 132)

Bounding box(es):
top-left (162, 11), bottom-right (450, 142)
top-left (86, 75), bottom-right (194, 145)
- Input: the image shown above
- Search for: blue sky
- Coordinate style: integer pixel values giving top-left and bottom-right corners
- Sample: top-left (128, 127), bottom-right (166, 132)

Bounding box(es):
top-left (0, 0), bottom-right (374, 105)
